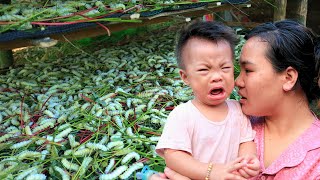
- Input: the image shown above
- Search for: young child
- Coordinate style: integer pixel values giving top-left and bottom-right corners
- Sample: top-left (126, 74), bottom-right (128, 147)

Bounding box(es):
top-left (155, 21), bottom-right (260, 180)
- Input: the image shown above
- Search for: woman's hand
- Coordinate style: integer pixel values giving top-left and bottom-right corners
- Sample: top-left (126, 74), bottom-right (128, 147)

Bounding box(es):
top-left (210, 157), bottom-right (247, 180)
top-left (149, 167), bottom-right (191, 180)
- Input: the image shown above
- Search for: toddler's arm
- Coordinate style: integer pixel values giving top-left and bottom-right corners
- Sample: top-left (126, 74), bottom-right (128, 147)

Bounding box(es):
top-left (164, 148), bottom-right (247, 180)
top-left (238, 141), bottom-right (256, 158)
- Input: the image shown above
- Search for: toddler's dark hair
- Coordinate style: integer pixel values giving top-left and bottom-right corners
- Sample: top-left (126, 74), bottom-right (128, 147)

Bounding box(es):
top-left (176, 21), bottom-right (238, 69)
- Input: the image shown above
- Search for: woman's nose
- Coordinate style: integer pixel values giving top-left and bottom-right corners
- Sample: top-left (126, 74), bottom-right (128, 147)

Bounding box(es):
top-left (235, 74), bottom-right (243, 88)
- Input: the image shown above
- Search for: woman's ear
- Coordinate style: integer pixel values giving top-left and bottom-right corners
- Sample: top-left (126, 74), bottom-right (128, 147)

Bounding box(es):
top-left (283, 66), bottom-right (298, 91)
top-left (179, 69), bottom-right (189, 85)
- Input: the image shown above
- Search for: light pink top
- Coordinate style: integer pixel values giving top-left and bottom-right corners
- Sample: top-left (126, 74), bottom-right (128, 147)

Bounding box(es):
top-left (156, 100), bottom-right (255, 164)
top-left (252, 118), bottom-right (320, 180)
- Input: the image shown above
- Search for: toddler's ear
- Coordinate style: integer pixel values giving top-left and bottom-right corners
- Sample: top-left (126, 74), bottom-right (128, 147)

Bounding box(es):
top-left (179, 69), bottom-right (189, 85)
top-left (283, 66), bottom-right (298, 91)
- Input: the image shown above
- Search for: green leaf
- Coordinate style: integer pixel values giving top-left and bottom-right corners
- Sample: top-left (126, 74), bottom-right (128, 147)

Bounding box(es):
top-left (51, 145), bottom-right (59, 158)
top-left (114, 148), bottom-right (133, 156)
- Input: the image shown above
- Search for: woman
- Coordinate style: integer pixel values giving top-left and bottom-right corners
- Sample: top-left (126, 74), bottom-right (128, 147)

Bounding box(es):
top-left (235, 19), bottom-right (320, 179)
top-left (151, 19), bottom-right (320, 179)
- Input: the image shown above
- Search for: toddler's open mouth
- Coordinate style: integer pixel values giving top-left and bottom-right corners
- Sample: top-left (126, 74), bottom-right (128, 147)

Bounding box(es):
top-left (210, 88), bottom-right (223, 95)
top-left (209, 86), bottom-right (226, 96)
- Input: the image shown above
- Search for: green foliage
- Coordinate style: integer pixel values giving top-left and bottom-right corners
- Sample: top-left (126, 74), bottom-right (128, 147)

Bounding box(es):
top-left (230, 32), bottom-right (246, 101)
top-left (234, 33), bottom-right (245, 77)
top-left (0, 0), bottom-right (193, 33)
top-left (91, 21), bottom-right (175, 45)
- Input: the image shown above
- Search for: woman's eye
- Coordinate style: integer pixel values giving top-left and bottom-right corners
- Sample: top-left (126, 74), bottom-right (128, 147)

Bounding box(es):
top-left (198, 69), bottom-right (207, 71)
top-left (222, 67), bottom-right (231, 69)
top-left (245, 69), bottom-right (252, 73)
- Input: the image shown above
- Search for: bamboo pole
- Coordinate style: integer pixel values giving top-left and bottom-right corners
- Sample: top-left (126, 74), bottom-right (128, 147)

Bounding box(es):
top-left (286, 0), bottom-right (308, 25)
top-left (295, 0), bottom-right (308, 25)
top-left (273, 0), bottom-right (287, 21)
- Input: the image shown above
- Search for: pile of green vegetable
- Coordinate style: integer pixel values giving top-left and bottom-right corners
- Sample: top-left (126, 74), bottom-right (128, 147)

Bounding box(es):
top-left (0, 0), bottom-right (221, 33)
top-left (0, 25), bottom-right (244, 179)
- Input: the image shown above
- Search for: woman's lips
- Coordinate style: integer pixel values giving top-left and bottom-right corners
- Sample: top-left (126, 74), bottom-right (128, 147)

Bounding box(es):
top-left (237, 91), bottom-right (247, 104)
top-left (239, 96), bottom-right (247, 104)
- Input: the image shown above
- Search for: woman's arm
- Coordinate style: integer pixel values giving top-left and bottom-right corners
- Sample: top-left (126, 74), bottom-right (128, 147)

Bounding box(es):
top-left (149, 167), bottom-right (191, 180)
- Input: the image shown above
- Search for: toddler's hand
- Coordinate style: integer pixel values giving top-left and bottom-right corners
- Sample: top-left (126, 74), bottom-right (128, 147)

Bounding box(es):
top-left (211, 157), bottom-right (247, 180)
top-left (238, 154), bottom-right (260, 178)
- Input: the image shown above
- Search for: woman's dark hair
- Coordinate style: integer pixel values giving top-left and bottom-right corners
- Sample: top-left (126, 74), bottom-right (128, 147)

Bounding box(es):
top-left (245, 19), bottom-right (320, 102)
top-left (176, 21), bottom-right (238, 69)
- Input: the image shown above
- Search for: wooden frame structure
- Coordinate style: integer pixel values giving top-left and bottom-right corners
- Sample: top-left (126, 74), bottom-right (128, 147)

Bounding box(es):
top-left (0, 2), bottom-right (253, 50)
top-left (273, 0), bottom-right (308, 25)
